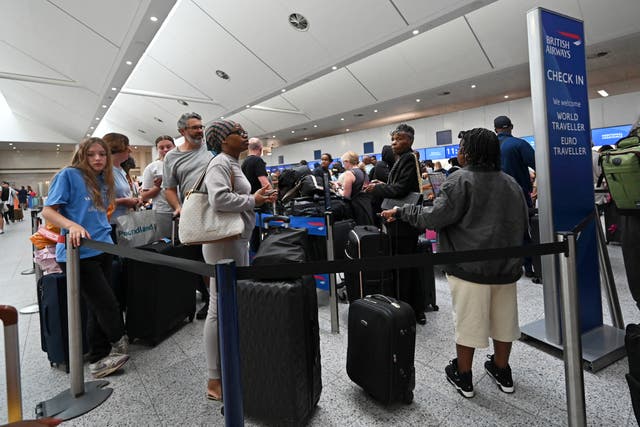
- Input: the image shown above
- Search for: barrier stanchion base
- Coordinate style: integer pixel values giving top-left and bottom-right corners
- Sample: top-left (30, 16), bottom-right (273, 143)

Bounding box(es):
top-left (19, 303), bottom-right (39, 314)
top-left (520, 319), bottom-right (626, 372)
top-left (21, 268), bottom-right (35, 275)
top-left (35, 380), bottom-right (112, 421)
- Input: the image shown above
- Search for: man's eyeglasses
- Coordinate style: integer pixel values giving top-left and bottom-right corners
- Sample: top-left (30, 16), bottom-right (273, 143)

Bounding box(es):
top-left (229, 129), bottom-right (248, 138)
top-left (185, 125), bottom-right (204, 131)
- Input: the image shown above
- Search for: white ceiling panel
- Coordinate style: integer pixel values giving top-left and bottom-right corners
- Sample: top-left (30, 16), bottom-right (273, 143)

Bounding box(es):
top-left (194, 0), bottom-right (406, 83)
top-left (579, 0), bottom-right (640, 44)
top-left (256, 95), bottom-right (301, 112)
top-left (147, 0), bottom-right (283, 110)
top-left (0, 0), bottom-right (120, 91)
top-left (240, 108), bottom-right (310, 134)
top-left (281, 68), bottom-right (377, 119)
top-left (0, 41), bottom-right (71, 81)
top-left (49, 0), bottom-right (143, 47)
top-left (466, 0), bottom-right (582, 69)
top-left (124, 56), bottom-right (210, 100)
top-left (393, 0), bottom-right (496, 25)
top-left (349, 18), bottom-right (492, 101)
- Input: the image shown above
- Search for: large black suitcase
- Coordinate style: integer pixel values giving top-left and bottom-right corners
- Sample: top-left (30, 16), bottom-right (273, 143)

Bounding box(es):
top-left (37, 273), bottom-right (88, 371)
top-left (529, 213), bottom-right (543, 283)
top-left (416, 237), bottom-right (438, 311)
top-left (347, 294), bottom-right (416, 404)
top-left (237, 278), bottom-right (321, 425)
top-left (626, 323), bottom-right (640, 425)
top-left (604, 201), bottom-right (622, 243)
top-left (344, 225), bottom-right (394, 303)
top-left (125, 240), bottom-right (199, 345)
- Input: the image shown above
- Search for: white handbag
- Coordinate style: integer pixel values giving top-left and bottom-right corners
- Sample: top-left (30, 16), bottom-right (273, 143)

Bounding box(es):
top-left (179, 160), bottom-right (244, 245)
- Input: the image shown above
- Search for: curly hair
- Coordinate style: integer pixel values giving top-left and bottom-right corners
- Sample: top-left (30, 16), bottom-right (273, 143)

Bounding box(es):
top-left (68, 137), bottom-right (115, 210)
top-left (460, 128), bottom-right (501, 171)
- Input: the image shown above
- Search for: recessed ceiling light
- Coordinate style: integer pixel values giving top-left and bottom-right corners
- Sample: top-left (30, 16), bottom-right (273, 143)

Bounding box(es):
top-left (304, 137), bottom-right (308, 141)
top-left (56, 148), bottom-right (60, 151)
top-left (416, 99), bottom-right (421, 103)
top-left (220, 116), bottom-right (225, 119)
top-left (86, 133), bottom-right (90, 137)
top-left (281, 89), bottom-right (286, 93)
top-left (56, 144), bottom-right (60, 147)
top-left (597, 89), bottom-right (609, 97)
top-left (291, 130), bottom-right (295, 134)
top-left (313, 124), bottom-right (318, 128)
top-left (216, 70), bottom-right (230, 80)
top-left (134, 146), bottom-right (138, 150)
top-left (111, 87), bottom-right (117, 91)
top-left (125, 61), bottom-right (132, 66)
top-left (246, 105), bottom-right (251, 108)
top-left (272, 135), bottom-right (276, 138)
top-left (471, 84), bottom-right (476, 88)
top-left (89, 126), bottom-right (94, 130)
top-left (504, 95), bottom-right (509, 99)
top-left (95, 117), bottom-right (100, 120)
top-left (177, 99), bottom-right (188, 106)
top-left (340, 118), bottom-right (345, 121)
top-left (9, 143), bottom-right (13, 146)
top-left (150, 16), bottom-right (158, 22)
top-left (12, 146), bottom-right (16, 150)
top-left (332, 66), bottom-right (338, 70)
top-left (374, 109), bottom-right (378, 113)
top-left (412, 30), bottom-right (419, 35)
top-left (346, 129), bottom-right (350, 132)
top-left (102, 105), bottom-right (107, 108)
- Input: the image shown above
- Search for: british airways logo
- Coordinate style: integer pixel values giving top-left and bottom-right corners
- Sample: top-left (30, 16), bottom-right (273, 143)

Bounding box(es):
top-left (558, 31), bottom-right (582, 46)
top-left (545, 30), bottom-right (581, 59)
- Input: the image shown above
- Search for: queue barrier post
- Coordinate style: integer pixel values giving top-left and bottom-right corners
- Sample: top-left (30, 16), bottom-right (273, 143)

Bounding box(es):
top-left (35, 237), bottom-right (113, 421)
top-left (557, 232), bottom-right (587, 427)
top-left (216, 259), bottom-right (244, 426)
top-left (1, 305), bottom-right (22, 422)
top-left (324, 211), bottom-right (340, 334)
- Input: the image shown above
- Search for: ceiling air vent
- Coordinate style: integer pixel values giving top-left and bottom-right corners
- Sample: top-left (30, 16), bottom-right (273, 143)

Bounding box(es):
top-left (216, 70), bottom-right (230, 80)
top-left (354, 113), bottom-right (364, 117)
top-left (289, 13), bottom-right (309, 31)
top-left (177, 99), bottom-right (189, 106)
top-left (438, 91), bottom-right (451, 96)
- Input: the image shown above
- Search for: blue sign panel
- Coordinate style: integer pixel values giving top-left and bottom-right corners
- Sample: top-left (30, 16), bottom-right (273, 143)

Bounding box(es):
top-left (592, 125), bottom-right (632, 146)
top-left (444, 145), bottom-right (459, 158)
top-left (540, 9), bottom-right (600, 331)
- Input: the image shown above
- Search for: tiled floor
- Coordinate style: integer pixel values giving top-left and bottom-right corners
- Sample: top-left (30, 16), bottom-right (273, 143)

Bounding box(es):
top-left (0, 213), bottom-right (638, 426)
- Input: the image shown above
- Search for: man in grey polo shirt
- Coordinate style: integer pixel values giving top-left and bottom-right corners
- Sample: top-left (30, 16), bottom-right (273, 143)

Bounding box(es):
top-left (163, 112), bottom-right (214, 319)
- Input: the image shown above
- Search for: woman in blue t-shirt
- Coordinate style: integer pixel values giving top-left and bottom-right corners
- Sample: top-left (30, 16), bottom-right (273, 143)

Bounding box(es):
top-left (42, 137), bottom-right (130, 379)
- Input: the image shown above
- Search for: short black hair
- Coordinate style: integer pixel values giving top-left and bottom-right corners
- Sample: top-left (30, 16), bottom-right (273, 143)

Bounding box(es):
top-left (321, 153), bottom-right (332, 161)
top-left (460, 128), bottom-right (501, 171)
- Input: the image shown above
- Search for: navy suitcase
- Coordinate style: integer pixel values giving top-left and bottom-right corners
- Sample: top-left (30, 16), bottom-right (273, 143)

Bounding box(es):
top-left (347, 294), bottom-right (416, 404)
top-left (344, 225), bottom-right (394, 303)
top-left (416, 238), bottom-right (438, 311)
top-left (37, 273), bottom-right (88, 371)
top-left (236, 275), bottom-right (322, 426)
top-left (125, 240), bottom-right (199, 345)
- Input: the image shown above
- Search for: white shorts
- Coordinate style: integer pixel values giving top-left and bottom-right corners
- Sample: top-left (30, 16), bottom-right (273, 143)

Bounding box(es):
top-left (447, 274), bottom-right (520, 348)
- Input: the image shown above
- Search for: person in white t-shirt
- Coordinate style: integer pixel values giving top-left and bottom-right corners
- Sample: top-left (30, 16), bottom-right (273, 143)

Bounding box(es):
top-left (141, 135), bottom-right (176, 214)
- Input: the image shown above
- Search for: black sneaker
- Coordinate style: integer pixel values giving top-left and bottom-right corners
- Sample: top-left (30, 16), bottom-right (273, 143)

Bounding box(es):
top-left (445, 359), bottom-right (474, 398)
top-left (196, 303), bottom-right (209, 320)
top-left (484, 354), bottom-right (514, 393)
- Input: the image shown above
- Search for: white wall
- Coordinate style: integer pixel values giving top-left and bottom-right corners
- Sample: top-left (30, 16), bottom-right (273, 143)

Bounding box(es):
top-left (266, 91), bottom-right (640, 166)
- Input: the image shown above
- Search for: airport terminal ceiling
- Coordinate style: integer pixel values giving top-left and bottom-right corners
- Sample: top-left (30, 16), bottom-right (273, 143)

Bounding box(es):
top-left (1, 0), bottom-right (640, 152)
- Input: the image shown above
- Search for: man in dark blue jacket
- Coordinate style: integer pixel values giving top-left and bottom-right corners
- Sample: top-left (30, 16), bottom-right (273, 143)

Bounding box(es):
top-left (495, 115), bottom-right (537, 278)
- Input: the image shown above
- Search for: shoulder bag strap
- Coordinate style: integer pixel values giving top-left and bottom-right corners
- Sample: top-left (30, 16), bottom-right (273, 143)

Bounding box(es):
top-left (190, 157), bottom-right (216, 194)
top-left (413, 152), bottom-right (423, 192)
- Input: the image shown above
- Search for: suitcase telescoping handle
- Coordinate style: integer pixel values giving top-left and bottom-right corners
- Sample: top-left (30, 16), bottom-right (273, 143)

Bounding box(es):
top-left (368, 294), bottom-right (401, 309)
top-left (263, 215), bottom-right (290, 229)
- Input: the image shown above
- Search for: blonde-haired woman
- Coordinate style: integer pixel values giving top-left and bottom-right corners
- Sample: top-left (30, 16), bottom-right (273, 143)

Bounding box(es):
top-left (341, 151), bottom-right (375, 225)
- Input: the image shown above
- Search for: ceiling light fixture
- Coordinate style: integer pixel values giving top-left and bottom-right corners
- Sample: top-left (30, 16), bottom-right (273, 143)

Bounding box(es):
top-left (346, 129), bottom-right (350, 132)
top-left (313, 124), bottom-right (318, 128)
top-left (471, 84), bottom-right (476, 88)
top-left (416, 99), bottom-right (421, 103)
top-left (111, 87), bottom-right (117, 91)
top-left (12, 146), bottom-right (16, 150)
top-left (56, 144), bottom-right (60, 147)
top-left (304, 137), bottom-right (308, 141)
top-left (125, 61), bottom-right (132, 66)
top-left (597, 89), bottom-right (609, 97)
top-left (90, 126), bottom-right (94, 129)
top-left (86, 133), bottom-right (90, 137)
top-left (220, 116), bottom-right (225, 119)
top-left (374, 109), bottom-right (378, 113)
top-left (272, 135), bottom-right (276, 138)
top-left (95, 117), bottom-right (100, 120)
top-left (332, 66), bottom-right (338, 70)
top-left (281, 89), bottom-right (286, 93)
top-left (150, 16), bottom-right (158, 22)
top-left (412, 30), bottom-right (419, 35)
top-left (291, 130), bottom-right (295, 134)
top-left (246, 105), bottom-right (251, 108)
top-left (340, 117), bottom-right (344, 121)
top-left (102, 104), bottom-right (107, 108)
top-left (504, 95), bottom-right (509, 99)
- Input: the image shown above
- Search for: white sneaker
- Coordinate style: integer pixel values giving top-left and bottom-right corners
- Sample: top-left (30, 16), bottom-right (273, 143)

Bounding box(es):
top-left (90, 353), bottom-right (129, 378)
top-left (0, 229), bottom-right (4, 234)
top-left (111, 335), bottom-right (129, 356)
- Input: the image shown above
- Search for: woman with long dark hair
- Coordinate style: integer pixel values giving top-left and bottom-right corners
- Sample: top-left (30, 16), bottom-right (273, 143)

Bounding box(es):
top-left (42, 137), bottom-right (129, 378)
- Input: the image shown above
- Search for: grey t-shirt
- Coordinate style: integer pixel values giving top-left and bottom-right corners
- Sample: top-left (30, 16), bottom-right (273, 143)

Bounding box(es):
top-left (162, 145), bottom-right (213, 202)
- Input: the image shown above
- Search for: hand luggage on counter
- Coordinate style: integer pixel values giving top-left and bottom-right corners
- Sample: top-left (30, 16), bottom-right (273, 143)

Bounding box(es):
top-left (347, 294), bottom-right (416, 404)
top-left (125, 240), bottom-right (199, 345)
top-left (37, 273), bottom-right (89, 371)
top-left (344, 225), bottom-right (394, 303)
top-left (239, 214), bottom-right (321, 425)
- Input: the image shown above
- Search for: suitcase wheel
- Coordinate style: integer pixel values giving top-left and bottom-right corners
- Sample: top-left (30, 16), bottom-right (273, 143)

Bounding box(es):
top-left (432, 304), bottom-right (439, 312)
top-left (402, 391), bottom-right (414, 404)
top-left (188, 314), bottom-right (195, 322)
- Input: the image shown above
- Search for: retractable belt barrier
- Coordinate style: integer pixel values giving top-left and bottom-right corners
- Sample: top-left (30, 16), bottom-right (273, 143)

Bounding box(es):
top-left (1, 304), bottom-right (22, 423)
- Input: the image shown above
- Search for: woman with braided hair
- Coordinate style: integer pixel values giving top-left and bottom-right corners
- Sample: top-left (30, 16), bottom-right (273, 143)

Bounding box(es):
top-left (381, 127), bottom-right (528, 399)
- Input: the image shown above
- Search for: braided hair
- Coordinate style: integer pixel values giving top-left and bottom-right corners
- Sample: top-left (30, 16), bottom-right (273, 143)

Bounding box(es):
top-left (460, 128), bottom-right (501, 171)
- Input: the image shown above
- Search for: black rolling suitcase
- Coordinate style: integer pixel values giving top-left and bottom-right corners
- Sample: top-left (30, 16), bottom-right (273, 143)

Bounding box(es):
top-left (347, 294), bottom-right (416, 404)
top-left (344, 225), bottom-right (394, 303)
top-left (529, 212), bottom-right (543, 283)
top-left (626, 323), bottom-right (640, 424)
top-left (37, 273), bottom-right (88, 371)
top-left (417, 237), bottom-right (438, 311)
top-left (239, 216), bottom-right (321, 425)
top-left (125, 240), bottom-right (199, 345)
top-left (604, 201), bottom-right (622, 244)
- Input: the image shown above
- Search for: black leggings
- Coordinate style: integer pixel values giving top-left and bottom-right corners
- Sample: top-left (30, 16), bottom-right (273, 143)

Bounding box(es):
top-left (60, 253), bottom-right (124, 363)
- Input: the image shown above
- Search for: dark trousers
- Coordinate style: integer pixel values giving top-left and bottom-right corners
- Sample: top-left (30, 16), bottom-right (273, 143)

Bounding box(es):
top-left (60, 253), bottom-right (124, 363)
top-left (621, 215), bottom-right (640, 310)
top-left (3, 204), bottom-right (13, 222)
top-left (388, 221), bottom-right (424, 315)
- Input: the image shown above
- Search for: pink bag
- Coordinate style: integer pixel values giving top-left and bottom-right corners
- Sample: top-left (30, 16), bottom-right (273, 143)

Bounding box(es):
top-left (33, 246), bottom-right (62, 275)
